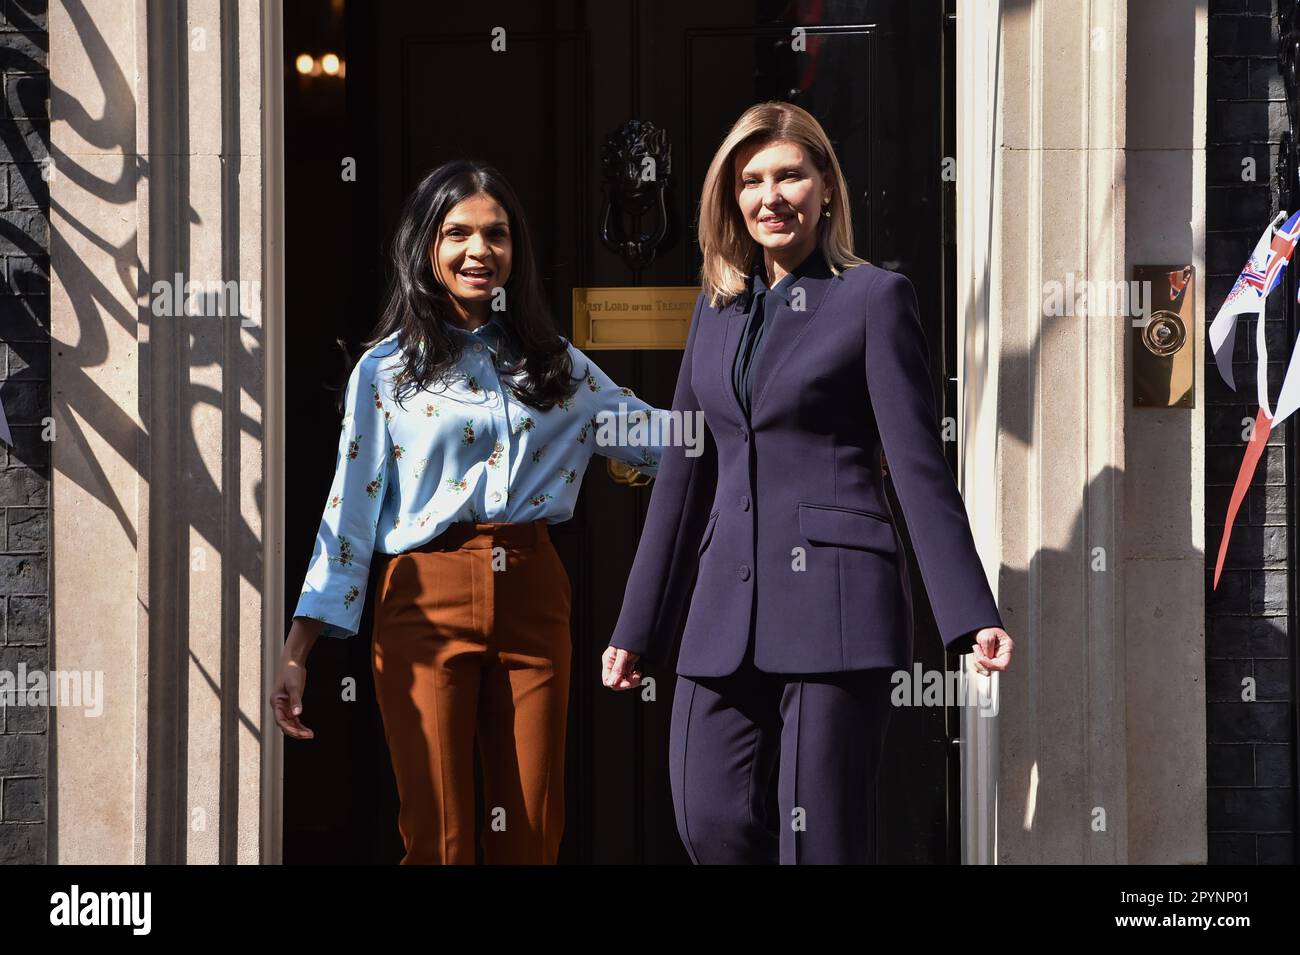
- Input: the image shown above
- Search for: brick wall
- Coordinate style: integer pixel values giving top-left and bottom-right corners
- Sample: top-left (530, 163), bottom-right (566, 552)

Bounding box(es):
top-left (1206, 0), bottom-right (1297, 864)
top-left (0, 0), bottom-right (48, 864)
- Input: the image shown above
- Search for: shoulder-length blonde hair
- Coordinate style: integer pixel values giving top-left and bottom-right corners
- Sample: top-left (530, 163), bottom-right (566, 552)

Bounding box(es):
top-left (697, 101), bottom-right (867, 307)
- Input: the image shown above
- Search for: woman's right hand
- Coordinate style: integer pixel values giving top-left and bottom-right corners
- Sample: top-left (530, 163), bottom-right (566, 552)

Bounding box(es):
top-left (272, 617), bottom-right (323, 739)
top-left (602, 645), bottom-right (643, 691)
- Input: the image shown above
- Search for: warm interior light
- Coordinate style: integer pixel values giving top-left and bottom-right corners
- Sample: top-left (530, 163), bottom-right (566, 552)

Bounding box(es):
top-left (321, 53), bottom-right (340, 76)
top-left (295, 53), bottom-right (314, 75)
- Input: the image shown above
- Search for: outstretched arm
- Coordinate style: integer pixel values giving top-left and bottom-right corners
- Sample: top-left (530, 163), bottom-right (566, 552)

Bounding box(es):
top-left (607, 293), bottom-right (718, 665)
top-left (863, 269), bottom-right (1003, 654)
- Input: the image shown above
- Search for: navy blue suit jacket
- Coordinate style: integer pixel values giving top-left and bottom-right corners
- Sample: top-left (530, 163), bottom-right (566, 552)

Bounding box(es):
top-left (608, 256), bottom-right (1004, 677)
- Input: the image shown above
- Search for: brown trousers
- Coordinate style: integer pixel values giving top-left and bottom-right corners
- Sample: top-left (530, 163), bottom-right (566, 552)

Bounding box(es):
top-left (371, 520), bottom-right (571, 864)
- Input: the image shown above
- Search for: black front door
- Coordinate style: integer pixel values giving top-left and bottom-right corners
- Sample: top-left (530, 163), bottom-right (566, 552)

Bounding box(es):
top-left (283, 0), bottom-right (959, 864)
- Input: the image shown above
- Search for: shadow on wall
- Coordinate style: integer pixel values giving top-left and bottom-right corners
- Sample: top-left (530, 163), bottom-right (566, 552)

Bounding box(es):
top-left (32, 0), bottom-right (269, 862)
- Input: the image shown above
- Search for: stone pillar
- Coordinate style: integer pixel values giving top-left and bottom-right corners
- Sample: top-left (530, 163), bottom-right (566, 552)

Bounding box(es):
top-left (1122, 0), bottom-right (1208, 866)
top-left (48, 0), bottom-right (281, 864)
top-left (958, 0), bottom-right (1207, 863)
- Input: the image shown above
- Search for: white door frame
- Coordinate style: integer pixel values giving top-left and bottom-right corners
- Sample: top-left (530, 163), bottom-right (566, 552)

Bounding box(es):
top-left (260, 0), bottom-right (287, 866)
top-left (955, 0), bottom-right (1003, 866)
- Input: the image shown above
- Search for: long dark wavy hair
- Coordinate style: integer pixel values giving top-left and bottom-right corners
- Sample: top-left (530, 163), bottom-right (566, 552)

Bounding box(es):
top-left (354, 160), bottom-right (579, 411)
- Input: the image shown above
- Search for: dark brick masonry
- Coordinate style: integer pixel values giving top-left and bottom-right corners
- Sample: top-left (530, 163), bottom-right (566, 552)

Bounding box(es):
top-left (1206, 0), bottom-right (1297, 864)
top-left (0, 0), bottom-right (49, 864)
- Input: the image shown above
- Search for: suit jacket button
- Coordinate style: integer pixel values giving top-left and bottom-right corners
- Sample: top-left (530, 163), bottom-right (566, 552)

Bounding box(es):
top-left (740, 495), bottom-right (750, 511)
top-left (738, 564), bottom-right (751, 581)
top-left (739, 429), bottom-right (749, 442)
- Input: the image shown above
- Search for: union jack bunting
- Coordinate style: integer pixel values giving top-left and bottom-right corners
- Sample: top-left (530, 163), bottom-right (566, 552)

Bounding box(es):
top-left (1209, 209), bottom-right (1300, 589)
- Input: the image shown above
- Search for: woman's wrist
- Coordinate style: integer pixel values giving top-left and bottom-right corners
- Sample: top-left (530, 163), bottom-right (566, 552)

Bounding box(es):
top-left (285, 616), bottom-right (324, 663)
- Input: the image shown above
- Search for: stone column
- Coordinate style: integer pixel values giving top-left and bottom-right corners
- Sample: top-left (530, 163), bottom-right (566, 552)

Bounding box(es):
top-left (48, 0), bottom-right (281, 864)
top-left (958, 0), bottom-right (1207, 863)
top-left (1122, 0), bottom-right (1208, 866)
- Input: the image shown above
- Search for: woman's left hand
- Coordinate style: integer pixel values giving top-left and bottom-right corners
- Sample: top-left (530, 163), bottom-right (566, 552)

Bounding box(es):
top-left (971, 628), bottom-right (1013, 675)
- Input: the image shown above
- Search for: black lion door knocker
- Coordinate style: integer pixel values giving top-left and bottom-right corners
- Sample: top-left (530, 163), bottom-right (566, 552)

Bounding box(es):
top-left (600, 121), bottom-right (672, 272)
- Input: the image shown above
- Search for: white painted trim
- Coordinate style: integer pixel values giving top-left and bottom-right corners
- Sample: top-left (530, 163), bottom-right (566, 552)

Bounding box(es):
top-left (260, 0), bottom-right (287, 866)
top-left (956, 0), bottom-right (1002, 866)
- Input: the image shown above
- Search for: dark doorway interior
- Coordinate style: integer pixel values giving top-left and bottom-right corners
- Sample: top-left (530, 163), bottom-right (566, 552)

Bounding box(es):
top-left (282, 0), bottom-right (961, 864)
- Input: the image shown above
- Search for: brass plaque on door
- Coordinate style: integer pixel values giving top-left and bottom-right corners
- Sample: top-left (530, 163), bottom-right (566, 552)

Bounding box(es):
top-left (1133, 265), bottom-right (1195, 408)
top-left (572, 287), bottom-right (697, 349)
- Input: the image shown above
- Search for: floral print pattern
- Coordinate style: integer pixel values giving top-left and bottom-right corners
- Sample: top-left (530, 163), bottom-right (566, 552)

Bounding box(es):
top-left (295, 320), bottom-right (670, 641)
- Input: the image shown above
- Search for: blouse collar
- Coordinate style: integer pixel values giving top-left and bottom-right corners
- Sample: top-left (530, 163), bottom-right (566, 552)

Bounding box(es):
top-left (751, 244), bottom-right (826, 304)
top-left (442, 313), bottom-right (507, 353)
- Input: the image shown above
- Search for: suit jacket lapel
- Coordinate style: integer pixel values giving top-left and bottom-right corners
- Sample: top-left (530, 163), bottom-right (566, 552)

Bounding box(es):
top-left (749, 258), bottom-right (836, 419)
top-left (717, 298), bottom-right (748, 425)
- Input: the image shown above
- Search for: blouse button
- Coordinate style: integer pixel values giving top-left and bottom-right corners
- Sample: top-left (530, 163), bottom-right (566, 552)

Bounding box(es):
top-left (491, 490), bottom-right (502, 503)
top-left (474, 343), bottom-right (484, 352)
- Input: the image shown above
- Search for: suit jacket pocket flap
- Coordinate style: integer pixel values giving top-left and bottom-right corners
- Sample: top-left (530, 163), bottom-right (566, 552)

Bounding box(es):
top-left (697, 510), bottom-right (720, 556)
top-left (798, 503), bottom-right (897, 555)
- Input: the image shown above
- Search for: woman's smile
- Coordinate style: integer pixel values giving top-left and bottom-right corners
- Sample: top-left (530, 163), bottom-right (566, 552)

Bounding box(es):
top-left (457, 264), bottom-right (494, 288)
top-left (758, 212), bottom-right (794, 232)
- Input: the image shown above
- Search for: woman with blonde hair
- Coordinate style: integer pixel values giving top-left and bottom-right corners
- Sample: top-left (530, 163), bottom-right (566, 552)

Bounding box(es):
top-left (602, 102), bottom-right (1014, 864)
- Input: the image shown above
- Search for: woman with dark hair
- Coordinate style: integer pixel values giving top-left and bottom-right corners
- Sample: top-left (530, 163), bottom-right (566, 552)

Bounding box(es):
top-left (272, 160), bottom-right (667, 864)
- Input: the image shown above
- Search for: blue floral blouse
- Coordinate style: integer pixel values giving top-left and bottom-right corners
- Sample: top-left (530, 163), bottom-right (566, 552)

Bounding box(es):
top-left (294, 316), bottom-right (669, 638)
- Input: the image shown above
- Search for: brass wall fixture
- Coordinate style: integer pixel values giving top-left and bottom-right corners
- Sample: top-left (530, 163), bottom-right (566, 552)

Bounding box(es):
top-left (571, 285), bottom-right (696, 350)
top-left (1133, 264), bottom-right (1195, 408)
top-left (607, 459), bottom-right (654, 487)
